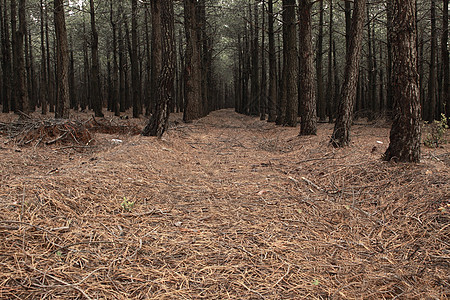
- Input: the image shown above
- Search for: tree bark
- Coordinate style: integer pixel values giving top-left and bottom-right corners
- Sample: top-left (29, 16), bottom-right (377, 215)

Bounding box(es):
top-left (150, 0), bottom-right (162, 116)
top-left (16, 0), bottom-right (28, 113)
top-left (54, 0), bottom-right (69, 118)
top-left (1, 0), bottom-right (11, 113)
top-left (267, 0), bottom-right (277, 122)
top-left (427, 0), bottom-right (437, 121)
top-left (142, 0), bottom-right (175, 138)
top-left (316, 0), bottom-right (325, 121)
top-left (326, 0), bottom-right (334, 123)
top-left (131, 0), bottom-right (141, 118)
top-left (183, 0), bottom-right (202, 122)
top-left (282, 0), bottom-right (298, 127)
top-left (110, 0), bottom-right (120, 116)
top-left (89, 0), bottom-right (103, 117)
top-left (384, 0), bottom-right (421, 162)
top-left (331, 0), bottom-right (366, 147)
top-left (298, 0), bottom-right (317, 135)
top-left (442, 0), bottom-right (449, 117)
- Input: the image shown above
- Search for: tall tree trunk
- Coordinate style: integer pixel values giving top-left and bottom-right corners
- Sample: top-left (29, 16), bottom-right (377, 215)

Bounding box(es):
top-left (10, 0), bottom-right (17, 112)
top-left (282, 0), bottom-right (298, 127)
top-left (331, 0), bottom-right (366, 147)
top-left (117, 3), bottom-right (126, 112)
top-left (386, 0), bottom-right (393, 113)
top-left (344, 0), bottom-right (352, 53)
top-left (427, 0), bottom-right (437, 121)
top-left (326, 0), bottom-right (334, 123)
top-left (267, 0), bottom-right (277, 122)
top-left (250, 1), bottom-right (259, 116)
top-left (54, 0), bottom-right (69, 118)
top-left (142, 0), bottom-right (175, 137)
top-left (131, 0), bottom-right (141, 118)
top-left (45, 1), bottom-right (54, 112)
top-left (16, 0), bottom-right (28, 113)
top-left (1, 0), bottom-right (11, 113)
top-left (150, 0), bottom-right (162, 116)
top-left (110, 0), bottom-right (120, 116)
top-left (183, 0), bottom-right (202, 122)
top-left (367, 6), bottom-right (375, 120)
top-left (384, 0), bottom-right (420, 162)
top-left (316, 0), bottom-right (325, 121)
top-left (260, 0), bottom-right (266, 121)
top-left (89, 0), bottom-right (103, 117)
top-left (298, 0), bottom-right (316, 135)
top-left (442, 0), bottom-right (449, 117)
top-left (144, 6), bottom-right (152, 116)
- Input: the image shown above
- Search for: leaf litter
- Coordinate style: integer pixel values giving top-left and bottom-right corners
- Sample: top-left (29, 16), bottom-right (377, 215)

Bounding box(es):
top-left (0, 109), bottom-right (448, 299)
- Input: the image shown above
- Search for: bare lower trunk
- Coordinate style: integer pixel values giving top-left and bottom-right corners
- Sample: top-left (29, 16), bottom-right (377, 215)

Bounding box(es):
top-left (298, 0), bottom-right (317, 135)
top-left (331, 0), bottom-right (366, 147)
top-left (142, 0), bottom-right (175, 138)
top-left (384, 0), bottom-right (421, 162)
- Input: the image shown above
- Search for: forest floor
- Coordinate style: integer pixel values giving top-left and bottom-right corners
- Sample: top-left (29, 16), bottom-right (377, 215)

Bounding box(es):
top-left (0, 109), bottom-right (449, 299)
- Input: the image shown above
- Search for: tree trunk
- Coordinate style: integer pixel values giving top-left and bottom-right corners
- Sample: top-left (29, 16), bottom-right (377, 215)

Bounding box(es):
top-left (384, 0), bottom-right (421, 162)
top-left (260, 0), bottom-right (266, 121)
top-left (131, 0), bottom-right (141, 118)
top-left (89, 0), bottom-right (103, 117)
top-left (183, 0), bottom-right (202, 122)
top-left (250, 1), bottom-right (259, 116)
top-left (54, 0), bottom-right (69, 118)
top-left (45, 1), bottom-right (54, 112)
top-left (427, 0), bottom-right (437, 121)
top-left (1, 0), bottom-right (11, 113)
top-left (16, 0), bottom-right (28, 113)
top-left (386, 0), bottom-right (393, 113)
top-left (331, 0), bottom-right (366, 147)
top-left (298, 0), bottom-right (317, 135)
top-left (110, 0), bottom-right (120, 116)
top-left (142, 0), bottom-right (175, 138)
top-left (326, 0), bottom-right (334, 123)
top-left (10, 0), bottom-right (17, 112)
top-left (344, 0), bottom-right (352, 53)
top-left (316, 0), bottom-right (325, 121)
top-left (442, 0), bottom-right (449, 117)
top-left (282, 0), bottom-right (298, 127)
top-left (267, 0), bottom-right (277, 122)
top-left (150, 0), bottom-right (162, 116)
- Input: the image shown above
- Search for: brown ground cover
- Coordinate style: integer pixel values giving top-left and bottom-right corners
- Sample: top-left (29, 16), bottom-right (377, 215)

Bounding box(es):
top-left (0, 109), bottom-right (449, 299)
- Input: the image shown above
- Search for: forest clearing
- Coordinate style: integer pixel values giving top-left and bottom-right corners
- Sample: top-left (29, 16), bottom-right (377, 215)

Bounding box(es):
top-left (0, 109), bottom-right (449, 299)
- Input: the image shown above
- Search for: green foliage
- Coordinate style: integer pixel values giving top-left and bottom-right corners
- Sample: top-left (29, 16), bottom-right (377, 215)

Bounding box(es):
top-left (424, 114), bottom-right (448, 148)
top-left (121, 197), bottom-right (135, 212)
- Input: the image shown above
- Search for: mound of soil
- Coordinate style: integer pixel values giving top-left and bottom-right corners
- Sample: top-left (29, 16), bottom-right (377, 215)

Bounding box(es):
top-left (0, 109), bottom-right (448, 299)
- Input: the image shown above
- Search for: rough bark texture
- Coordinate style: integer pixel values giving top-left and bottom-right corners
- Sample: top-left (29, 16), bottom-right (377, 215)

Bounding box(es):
top-left (331, 0), bottom-right (366, 147)
top-left (90, 0), bottom-right (103, 117)
top-left (54, 0), bottom-right (69, 119)
top-left (110, 0), bottom-right (120, 117)
top-left (150, 0), bottom-right (162, 116)
top-left (267, 0), bottom-right (277, 122)
top-left (142, 0), bottom-right (175, 138)
top-left (1, 0), bottom-right (11, 113)
top-left (39, 0), bottom-right (47, 115)
top-left (384, 0), bottom-right (421, 162)
top-left (283, 0), bottom-right (298, 127)
top-left (427, 0), bottom-right (436, 121)
top-left (131, 0), bottom-right (141, 118)
top-left (298, 0), bottom-right (317, 135)
top-left (17, 0), bottom-right (28, 113)
top-left (442, 0), bottom-right (449, 117)
top-left (183, 0), bottom-right (202, 122)
top-left (316, 0), bottom-right (325, 121)
top-left (326, 0), bottom-right (334, 123)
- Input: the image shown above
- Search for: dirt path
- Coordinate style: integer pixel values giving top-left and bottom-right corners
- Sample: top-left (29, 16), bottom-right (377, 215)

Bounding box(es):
top-left (1, 109), bottom-right (449, 299)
